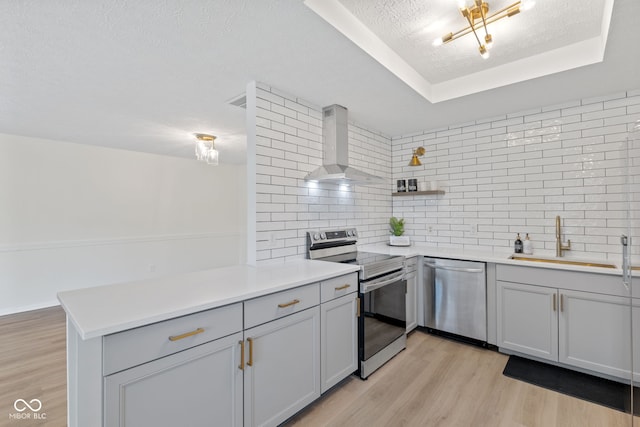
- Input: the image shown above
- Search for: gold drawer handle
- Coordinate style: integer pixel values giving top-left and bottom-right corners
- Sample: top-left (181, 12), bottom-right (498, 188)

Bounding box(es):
top-left (335, 284), bottom-right (351, 291)
top-left (278, 299), bottom-right (300, 308)
top-left (247, 337), bottom-right (254, 366)
top-left (168, 327), bottom-right (205, 342)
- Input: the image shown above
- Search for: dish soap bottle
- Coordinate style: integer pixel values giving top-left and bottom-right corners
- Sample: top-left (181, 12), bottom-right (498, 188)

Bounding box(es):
top-left (522, 233), bottom-right (533, 255)
top-left (523, 233), bottom-right (533, 255)
top-left (514, 233), bottom-right (523, 254)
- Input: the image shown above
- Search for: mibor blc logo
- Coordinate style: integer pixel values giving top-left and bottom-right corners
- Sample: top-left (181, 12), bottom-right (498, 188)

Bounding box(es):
top-left (9, 398), bottom-right (47, 421)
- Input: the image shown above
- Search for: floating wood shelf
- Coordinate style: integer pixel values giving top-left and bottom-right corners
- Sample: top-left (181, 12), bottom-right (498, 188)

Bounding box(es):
top-left (392, 190), bottom-right (445, 197)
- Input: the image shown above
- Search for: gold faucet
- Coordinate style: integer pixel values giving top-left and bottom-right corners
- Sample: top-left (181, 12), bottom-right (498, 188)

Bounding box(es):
top-left (555, 215), bottom-right (571, 257)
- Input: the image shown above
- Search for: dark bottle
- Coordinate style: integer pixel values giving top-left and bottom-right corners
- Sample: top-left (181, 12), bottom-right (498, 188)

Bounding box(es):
top-left (514, 233), bottom-right (523, 254)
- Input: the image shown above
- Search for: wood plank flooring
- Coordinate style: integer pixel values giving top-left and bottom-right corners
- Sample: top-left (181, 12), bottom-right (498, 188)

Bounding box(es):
top-left (0, 307), bottom-right (634, 427)
top-left (0, 307), bottom-right (67, 427)
top-left (285, 330), bottom-right (633, 427)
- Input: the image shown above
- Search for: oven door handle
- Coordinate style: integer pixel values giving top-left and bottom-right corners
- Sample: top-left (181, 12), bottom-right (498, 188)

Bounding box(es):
top-left (361, 270), bottom-right (405, 293)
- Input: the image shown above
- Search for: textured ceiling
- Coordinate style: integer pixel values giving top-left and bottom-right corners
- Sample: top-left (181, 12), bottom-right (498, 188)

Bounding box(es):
top-left (0, 0), bottom-right (638, 163)
top-left (338, 0), bottom-right (607, 84)
top-left (308, 0), bottom-right (614, 101)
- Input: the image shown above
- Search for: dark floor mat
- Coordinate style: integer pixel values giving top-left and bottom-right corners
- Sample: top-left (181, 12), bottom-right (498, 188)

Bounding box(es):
top-left (503, 355), bottom-right (639, 415)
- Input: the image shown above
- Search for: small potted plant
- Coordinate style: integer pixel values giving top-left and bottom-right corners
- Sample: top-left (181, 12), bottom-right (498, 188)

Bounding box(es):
top-left (389, 217), bottom-right (410, 246)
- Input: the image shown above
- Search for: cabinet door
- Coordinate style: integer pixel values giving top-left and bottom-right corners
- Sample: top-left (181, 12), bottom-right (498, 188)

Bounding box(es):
top-left (104, 332), bottom-right (243, 427)
top-left (244, 307), bottom-right (320, 427)
top-left (405, 269), bottom-right (418, 333)
top-left (320, 292), bottom-right (357, 393)
top-left (559, 289), bottom-right (631, 379)
top-left (497, 281), bottom-right (558, 362)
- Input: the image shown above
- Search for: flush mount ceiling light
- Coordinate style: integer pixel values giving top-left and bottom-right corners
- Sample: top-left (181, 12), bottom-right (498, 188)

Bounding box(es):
top-left (194, 133), bottom-right (219, 166)
top-left (409, 147), bottom-right (426, 166)
top-left (433, 0), bottom-right (535, 59)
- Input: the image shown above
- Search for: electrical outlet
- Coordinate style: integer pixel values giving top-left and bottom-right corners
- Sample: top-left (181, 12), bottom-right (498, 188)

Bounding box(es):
top-left (469, 223), bottom-right (478, 236)
top-left (427, 226), bottom-right (433, 234)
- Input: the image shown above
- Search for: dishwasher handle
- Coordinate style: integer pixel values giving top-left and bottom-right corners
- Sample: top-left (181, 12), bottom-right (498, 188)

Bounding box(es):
top-left (424, 262), bottom-right (483, 274)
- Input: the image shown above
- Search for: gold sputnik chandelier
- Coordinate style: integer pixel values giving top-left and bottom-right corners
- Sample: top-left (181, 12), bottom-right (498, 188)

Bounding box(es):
top-left (433, 0), bottom-right (535, 59)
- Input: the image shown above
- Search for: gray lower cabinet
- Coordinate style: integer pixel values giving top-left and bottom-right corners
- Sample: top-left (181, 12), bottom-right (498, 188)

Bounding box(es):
top-left (405, 257), bottom-right (418, 333)
top-left (243, 307), bottom-right (320, 427)
top-left (497, 273), bottom-right (633, 380)
top-left (102, 302), bottom-right (244, 427)
top-left (320, 291), bottom-right (358, 393)
top-left (104, 332), bottom-right (243, 427)
top-left (497, 281), bottom-right (558, 362)
top-left (559, 289), bottom-right (631, 379)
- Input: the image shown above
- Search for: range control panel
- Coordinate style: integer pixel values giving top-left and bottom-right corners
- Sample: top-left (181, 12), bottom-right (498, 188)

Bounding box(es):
top-left (306, 228), bottom-right (358, 250)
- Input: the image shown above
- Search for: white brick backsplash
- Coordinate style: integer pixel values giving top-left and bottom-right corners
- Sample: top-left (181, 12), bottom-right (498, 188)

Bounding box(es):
top-left (391, 89), bottom-right (640, 260)
top-left (252, 83), bottom-right (392, 263)
top-left (252, 85), bottom-right (639, 263)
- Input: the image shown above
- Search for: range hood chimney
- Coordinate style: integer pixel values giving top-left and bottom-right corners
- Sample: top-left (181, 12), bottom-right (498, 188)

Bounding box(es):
top-left (304, 105), bottom-right (385, 186)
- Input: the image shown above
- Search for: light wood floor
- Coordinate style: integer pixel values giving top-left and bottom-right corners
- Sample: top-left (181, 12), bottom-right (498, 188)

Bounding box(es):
top-left (0, 306), bottom-right (67, 427)
top-left (285, 330), bottom-right (633, 427)
top-left (0, 307), bottom-right (634, 427)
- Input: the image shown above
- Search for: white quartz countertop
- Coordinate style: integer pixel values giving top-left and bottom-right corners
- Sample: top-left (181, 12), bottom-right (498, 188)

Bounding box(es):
top-left (58, 260), bottom-right (360, 340)
top-left (359, 243), bottom-right (624, 276)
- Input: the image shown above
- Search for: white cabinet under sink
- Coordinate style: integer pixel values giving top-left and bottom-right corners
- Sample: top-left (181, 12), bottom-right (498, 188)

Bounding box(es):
top-left (497, 281), bottom-right (558, 362)
top-left (496, 264), bottom-right (633, 381)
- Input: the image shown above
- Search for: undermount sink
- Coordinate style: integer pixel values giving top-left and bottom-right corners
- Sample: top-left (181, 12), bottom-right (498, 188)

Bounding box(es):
top-left (509, 256), bottom-right (617, 269)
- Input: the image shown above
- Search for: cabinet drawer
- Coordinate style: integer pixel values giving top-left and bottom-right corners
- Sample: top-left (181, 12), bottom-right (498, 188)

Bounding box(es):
top-left (244, 283), bottom-right (320, 329)
top-left (320, 273), bottom-right (358, 303)
top-left (103, 303), bottom-right (242, 375)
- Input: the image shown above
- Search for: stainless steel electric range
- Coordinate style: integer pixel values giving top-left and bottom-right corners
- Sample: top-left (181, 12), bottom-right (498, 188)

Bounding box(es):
top-left (307, 228), bottom-right (407, 379)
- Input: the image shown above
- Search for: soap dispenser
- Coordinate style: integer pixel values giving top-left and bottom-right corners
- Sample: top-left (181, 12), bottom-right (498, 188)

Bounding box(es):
top-left (523, 233), bottom-right (533, 255)
top-left (514, 233), bottom-right (523, 254)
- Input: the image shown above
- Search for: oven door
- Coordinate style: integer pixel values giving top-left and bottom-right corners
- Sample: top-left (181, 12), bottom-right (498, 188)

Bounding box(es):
top-left (360, 270), bottom-right (407, 363)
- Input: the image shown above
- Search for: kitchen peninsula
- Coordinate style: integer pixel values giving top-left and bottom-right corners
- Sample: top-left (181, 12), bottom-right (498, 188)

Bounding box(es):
top-left (58, 260), bottom-right (359, 427)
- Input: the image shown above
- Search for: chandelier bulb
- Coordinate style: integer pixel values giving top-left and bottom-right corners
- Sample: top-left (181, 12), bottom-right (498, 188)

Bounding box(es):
top-left (479, 45), bottom-right (490, 59)
top-left (485, 34), bottom-right (493, 49)
top-left (521, 0), bottom-right (536, 11)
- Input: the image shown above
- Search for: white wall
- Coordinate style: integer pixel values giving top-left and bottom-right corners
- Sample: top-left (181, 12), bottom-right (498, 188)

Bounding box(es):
top-left (392, 89), bottom-right (640, 262)
top-left (250, 82), bottom-right (392, 263)
top-left (0, 134), bottom-right (246, 315)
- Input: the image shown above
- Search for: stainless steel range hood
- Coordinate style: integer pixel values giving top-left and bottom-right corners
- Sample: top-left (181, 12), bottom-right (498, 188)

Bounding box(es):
top-left (304, 105), bottom-right (386, 186)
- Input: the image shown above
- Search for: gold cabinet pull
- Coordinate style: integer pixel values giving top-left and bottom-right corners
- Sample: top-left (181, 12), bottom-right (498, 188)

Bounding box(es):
top-left (560, 294), bottom-right (564, 312)
top-left (335, 284), bottom-right (350, 291)
top-left (278, 299), bottom-right (300, 308)
top-left (168, 327), bottom-right (205, 342)
top-left (552, 294), bottom-right (557, 312)
top-left (356, 297), bottom-right (361, 318)
top-left (247, 337), bottom-right (254, 366)
top-left (239, 340), bottom-right (245, 370)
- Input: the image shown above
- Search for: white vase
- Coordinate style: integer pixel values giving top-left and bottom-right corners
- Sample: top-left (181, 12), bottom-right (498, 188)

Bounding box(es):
top-left (389, 235), bottom-right (410, 246)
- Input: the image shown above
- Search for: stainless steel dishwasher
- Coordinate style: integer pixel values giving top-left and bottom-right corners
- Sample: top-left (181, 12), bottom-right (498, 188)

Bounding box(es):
top-left (423, 258), bottom-right (487, 343)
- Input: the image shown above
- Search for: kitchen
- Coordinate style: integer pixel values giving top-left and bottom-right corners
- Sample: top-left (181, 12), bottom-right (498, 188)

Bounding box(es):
top-left (1, 0), bottom-right (640, 426)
